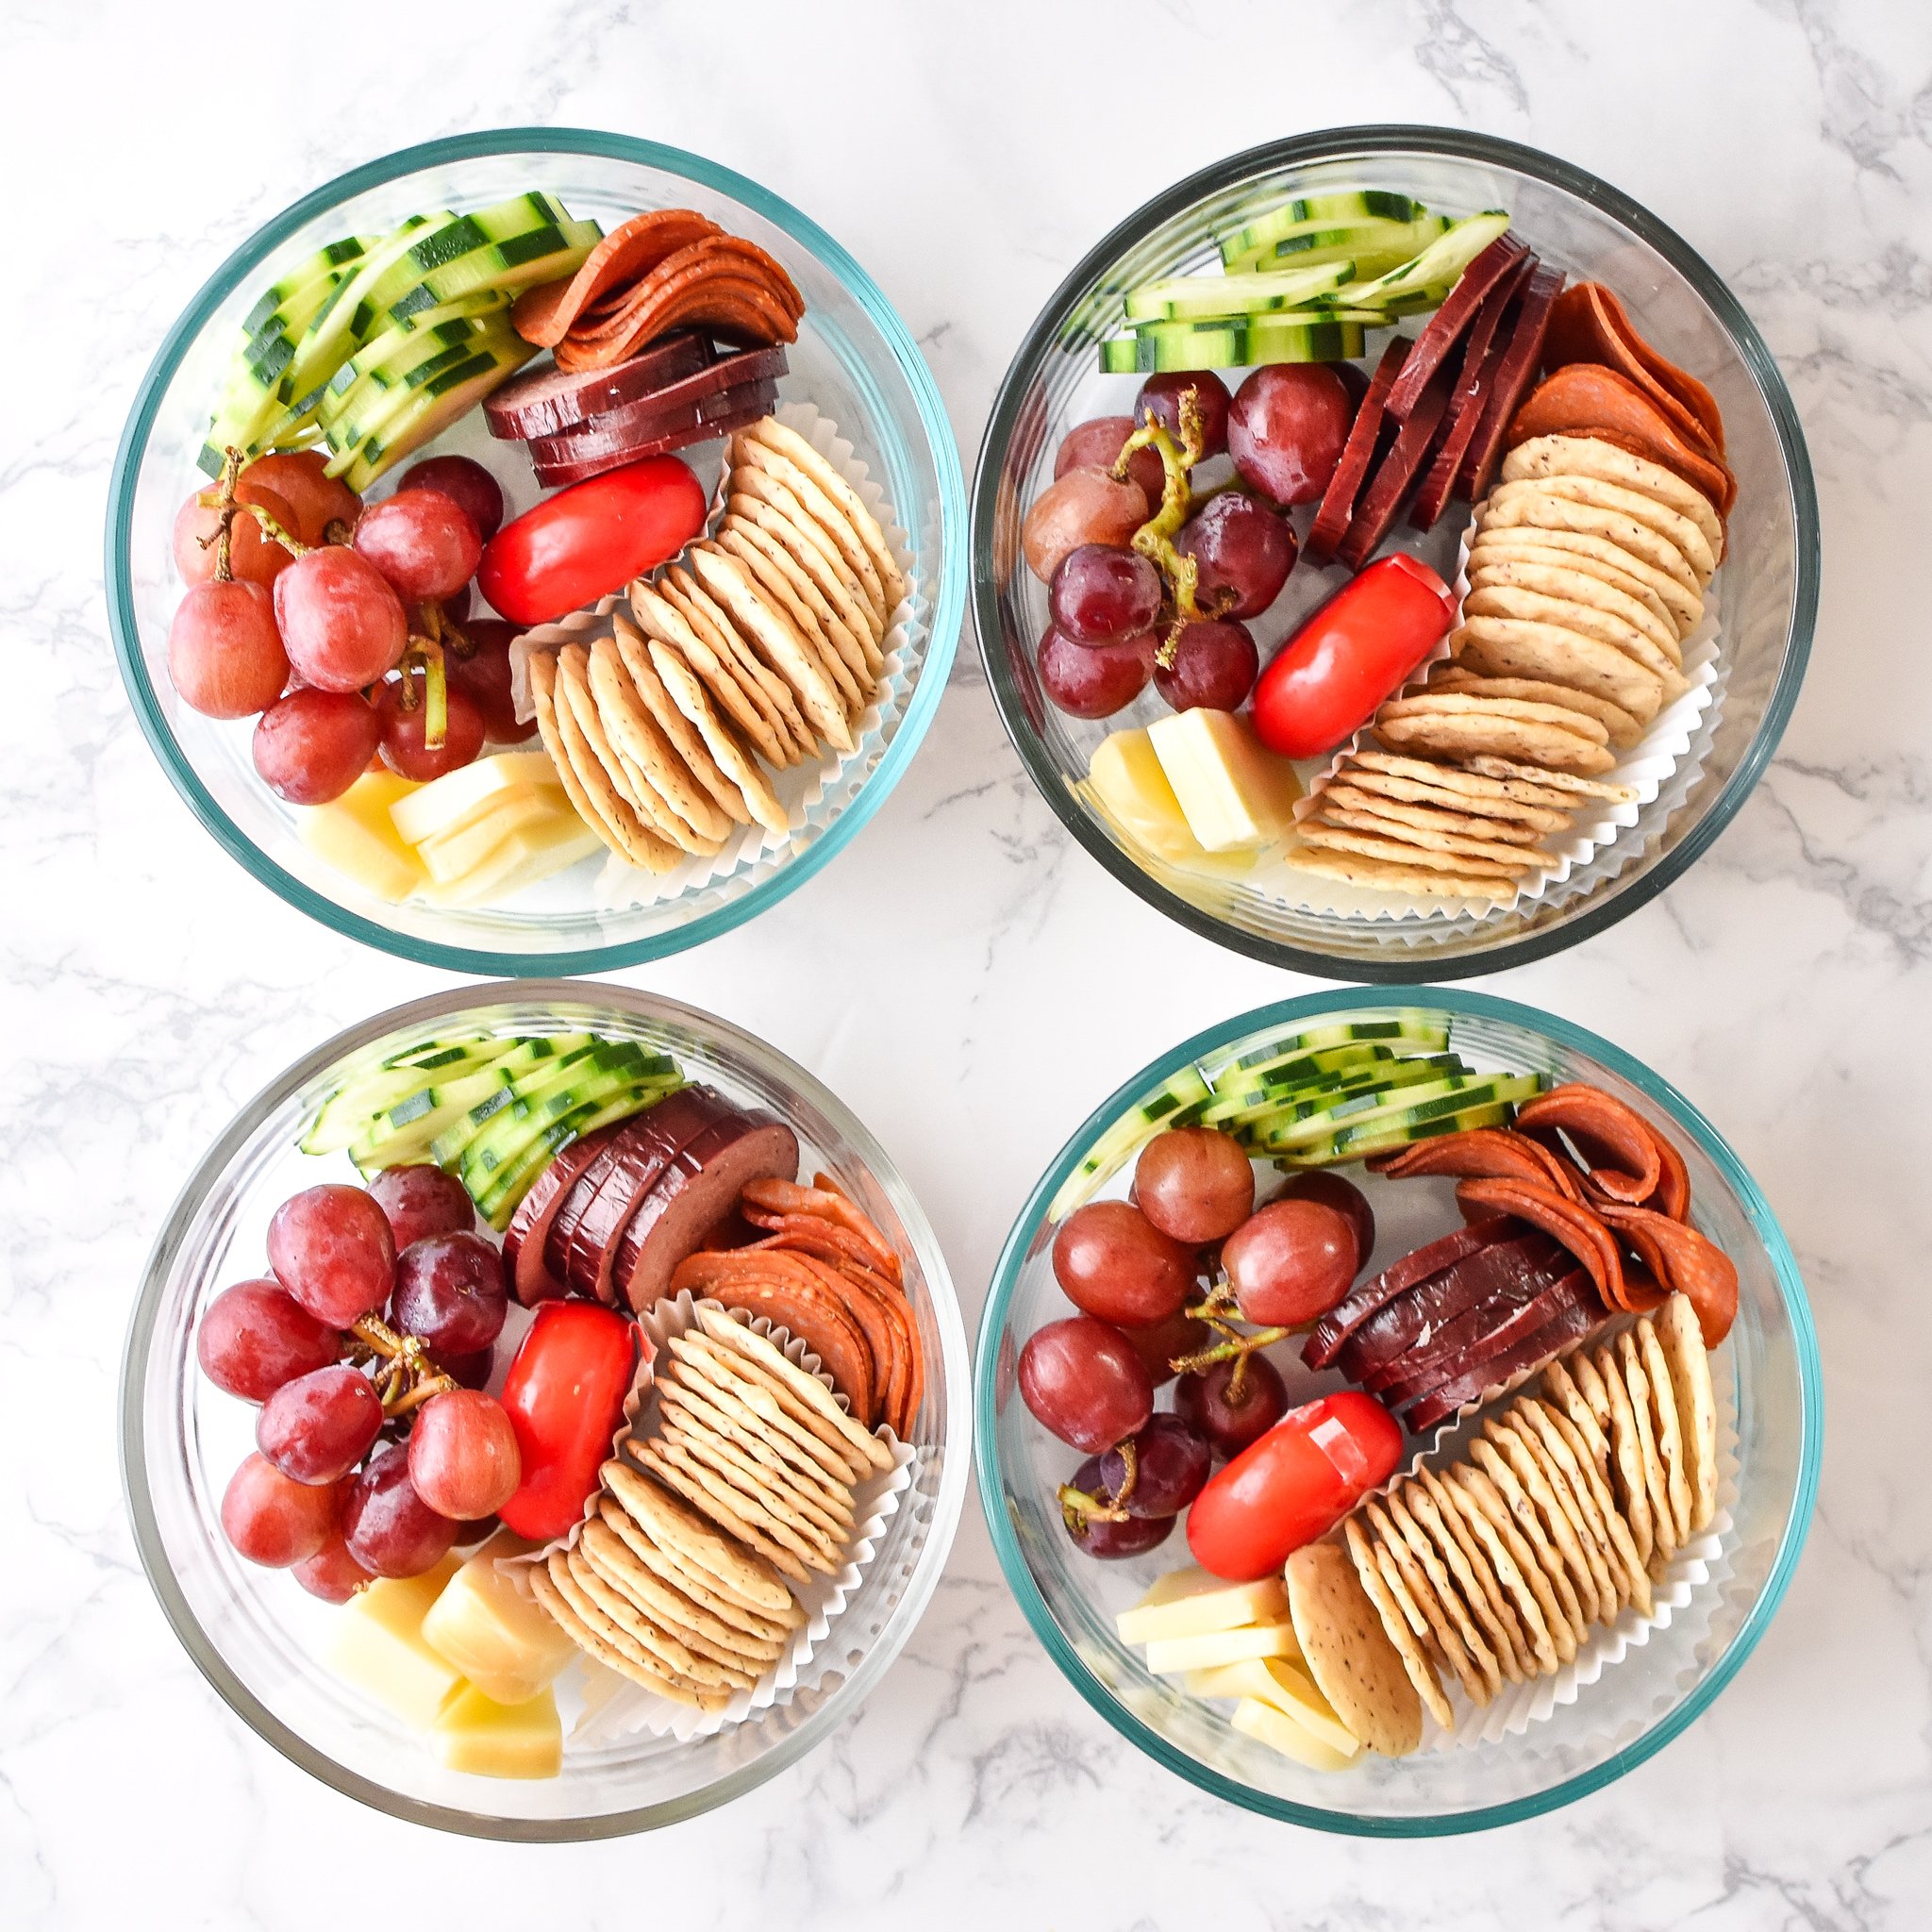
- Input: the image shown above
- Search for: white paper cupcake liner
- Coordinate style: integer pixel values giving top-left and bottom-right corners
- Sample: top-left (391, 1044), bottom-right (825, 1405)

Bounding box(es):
top-left (1278, 517), bottom-right (1723, 922)
top-left (501, 1291), bottom-right (913, 1745)
top-left (503, 399), bottom-right (917, 912)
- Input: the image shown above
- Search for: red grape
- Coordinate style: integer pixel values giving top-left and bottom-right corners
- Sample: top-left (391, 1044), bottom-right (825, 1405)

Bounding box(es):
top-left (1100, 1413), bottom-right (1211, 1517)
top-left (292, 1532), bottom-right (375, 1603)
top-left (355, 491), bottom-right (482, 603)
top-left (274, 546), bottom-right (408, 691)
top-left (1062, 1461), bottom-right (1176, 1558)
top-left (1017, 1316), bottom-right (1154, 1452)
top-left (1123, 1307), bottom-right (1210, 1387)
top-left (1037, 625), bottom-right (1154, 720)
top-left (172, 482), bottom-right (296, 589)
top-left (197, 1278), bottom-right (341, 1401)
top-left (1176, 492), bottom-right (1295, 620)
top-left (1051, 1200), bottom-right (1195, 1327)
top-left (1022, 468), bottom-right (1147, 582)
top-left (1221, 1199), bottom-right (1358, 1326)
top-left (1153, 619), bottom-right (1257, 711)
top-left (1049, 543), bottom-right (1162, 646)
top-left (253, 688), bottom-right (381, 804)
top-left (220, 1452), bottom-right (340, 1567)
top-left (442, 1346), bottom-right (496, 1391)
top-left (341, 1443), bottom-right (458, 1576)
top-left (390, 1231), bottom-right (508, 1356)
top-left (1133, 1128), bottom-right (1256, 1243)
top-left (376, 670), bottom-right (485, 782)
top-left (167, 580), bottom-right (291, 719)
top-left (256, 1364), bottom-right (384, 1484)
top-left (453, 1513), bottom-right (501, 1546)
top-left (1174, 1354), bottom-right (1290, 1460)
top-left (1137, 370), bottom-right (1231, 458)
top-left (1055, 416), bottom-right (1165, 506)
top-left (447, 619), bottom-right (535, 744)
top-left (1272, 1172), bottom-right (1374, 1269)
top-left (242, 451), bottom-right (362, 546)
top-left (399, 455), bottom-right (505, 541)
top-left (1227, 364), bottom-right (1353, 508)
top-left (368, 1165), bottom-right (475, 1251)
top-left (408, 1389), bottom-right (522, 1519)
top-left (267, 1184), bottom-right (396, 1327)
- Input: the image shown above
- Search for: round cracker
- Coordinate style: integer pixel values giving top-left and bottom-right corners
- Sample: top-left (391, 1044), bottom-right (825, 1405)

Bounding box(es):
top-left (1637, 1315), bottom-right (1694, 1545)
top-left (1467, 526), bottom-right (1702, 634)
top-left (1461, 586), bottom-right (1680, 695)
top-left (1322, 780), bottom-right (1549, 843)
top-left (530, 649), bottom-right (679, 872)
top-left (1442, 1465), bottom-right (1568, 1670)
top-left (715, 524), bottom-right (874, 705)
top-left (599, 1458), bottom-right (796, 1617)
top-left (1580, 1344), bottom-right (1654, 1568)
top-left (1373, 704), bottom-right (1620, 777)
top-left (627, 576), bottom-right (795, 770)
top-left (559, 641), bottom-right (718, 858)
top-left (1502, 433), bottom-right (1724, 557)
top-left (1289, 844), bottom-right (1515, 902)
top-left (727, 482), bottom-right (885, 648)
top-left (1403, 1471), bottom-right (1529, 1682)
top-left (668, 1335), bottom-right (868, 1488)
top-left (1466, 1436), bottom-right (1590, 1641)
top-left (1380, 689), bottom-right (1610, 745)
top-left (590, 630), bottom-right (734, 842)
top-left (724, 512), bottom-right (882, 683)
top-left (1286, 1541), bottom-right (1424, 1757)
top-left (1489, 474), bottom-right (1715, 582)
top-left (527, 1559), bottom-right (720, 1709)
top-left (541, 1550), bottom-right (727, 1707)
top-left (726, 501), bottom-right (885, 673)
top-left (1452, 618), bottom-right (1667, 725)
top-left (1524, 1394), bottom-right (1652, 1619)
top-left (565, 1545), bottom-right (757, 1690)
top-left (1610, 1332), bottom-right (1678, 1564)
top-left (637, 1437), bottom-right (812, 1583)
top-left (1378, 1492), bottom-right (1501, 1700)
top-left (1467, 555), bottom-right (1681, 661)
top-left (691, 1304), bottom-right (891, 1472)
top-left (730, 435), bottom-right (890, 628)
top-left (660, 1408), bottom-right (851, 1553)
top-left (1313, 802), bottom-right (1555, 871)
top-left (660, 565), bottom-right (816, 764)
top-left (699, 534), bottom-right (863, 719)
top-left (596, 1498), bottom-right (798, 1643)
top-left (658, 1381), bottom-right (855, 1527)
top-left (1657, 1293), bottom-right (1720, 1535)
top-left (646, 640), bottom-right (790, 836)
top-left (1344, 1516), bottom-right (1453, 1729)
top-left (1336, 758), bottom-right (1574, 830)
top-left (1477, 484), bottom-right (1705, 592)
top-left (1457, 754), bottom-right (1637, 804)
top-left (1479, 1419), bottom-right (1604, 1625)
top-left (742, 415), bottom-right (907, 616)
top-left (578, 1517), bottom-right (787, 1668)
top-left (608, 617), bottom-right (756, 827)
top-left (1298, 821), bottom-right (1533, 877)
top-left (646, 1429), bottom-right (839, 1576)
top-left (1495, 1408), bottom-right (1621, 1619)
top-left (1426, 668), bottom-right (1644, 747)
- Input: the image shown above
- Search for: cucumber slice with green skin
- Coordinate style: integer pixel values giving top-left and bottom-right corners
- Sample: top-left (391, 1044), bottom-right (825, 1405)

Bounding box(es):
top-left (475, 1078), bottom-right (681, 1229)
top-left (1223, 213), bottom-right (1456, 278)
top-left (1219, 191), bottom-right (1430, 264)
top-left (1231, 1056), bottom-right (1474, 1138)
top-left (381, 1028), bottom-right (504, 1070)
top-left (1277, 1101), bottom-right (1517, 1170)
top-left (334, 332), bottom-right (537, 490)
top-left (1258, 1073), bottom-right (1543, 1155)
top-left (402, 213), bottom-right (600, 313)
top-left (300, 1037), bottom-right (529, 1155)
top-left (1046, 1064), bottom-right (1213, 1221)
top-left (1124, 259), bottom-right (1355, 323)
top-left (1218, 1015), bottom-right (1452, 1077)
top-left (1193, 1045), bottom-right (1399, 1124)
top-left (458, 1046), bottom-right (676, 1197)
top-left (239, 236), bottom-right (377, 341)
top-left (348, 196), bottom-right (581, 338)
top-left (348, 1035), bottom-right (598, 1170)
top-left (318, 297), bottom-right (509, 441)
top-left (1341, 210), bottom-right (1510, 311)
top-left (1099, 318), bottom-right (1364, 374)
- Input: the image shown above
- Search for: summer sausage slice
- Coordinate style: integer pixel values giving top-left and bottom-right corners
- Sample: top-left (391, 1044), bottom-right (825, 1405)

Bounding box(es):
top-left (1404, 1281), bottom-right (1599, 1434)
top-left (1303, 1217), bottom-right (1515, 1369)
top-left (483, 330), bottom-right (715, 439)
top-left (504, 1125), bottom-right (616, 1307)
top-left (1337, 1229), bottom-right (1559, 1382)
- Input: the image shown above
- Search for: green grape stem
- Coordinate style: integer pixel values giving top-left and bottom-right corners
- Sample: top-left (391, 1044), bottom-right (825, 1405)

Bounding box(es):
top-left (1112, 391), bottom-right (1210, 665)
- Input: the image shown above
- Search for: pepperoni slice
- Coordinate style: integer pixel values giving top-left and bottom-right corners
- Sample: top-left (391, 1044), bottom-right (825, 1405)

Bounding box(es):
top-left (1516, 1085), bottom-right (1662, 1207)
top-left (1543, 281), bottom-right (1727, 458)
top-left (1367, 1125), bottom-right (1587, 1200)
top-left (740, 1177), bottom-right (903, 1284)
top-left (1591, 1201), bottom-right (1738, 1344)
top-left (1454, 1176), bottom-right (1626, 1313)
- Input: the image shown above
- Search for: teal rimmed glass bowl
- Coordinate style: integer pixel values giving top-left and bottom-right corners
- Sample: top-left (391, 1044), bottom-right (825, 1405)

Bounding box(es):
top-left (108, 129), bottom-right (964, 975)
top-left (972, 127), bottom-right (1817, 980)
top-left (974, 987), bottom-right (1819, 1834)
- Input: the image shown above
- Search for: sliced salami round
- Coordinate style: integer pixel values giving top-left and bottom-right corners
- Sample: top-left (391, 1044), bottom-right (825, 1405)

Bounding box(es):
top-left (483, 330), bottom-right (715, 440)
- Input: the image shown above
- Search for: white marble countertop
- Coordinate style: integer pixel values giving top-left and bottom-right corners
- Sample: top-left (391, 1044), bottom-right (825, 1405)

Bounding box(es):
top-left (5, 0), bottom-right (1928, 1924)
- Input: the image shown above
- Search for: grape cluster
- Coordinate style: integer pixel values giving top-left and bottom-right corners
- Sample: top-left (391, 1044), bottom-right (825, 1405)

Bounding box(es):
top-left (165, 450), bottom-right (531, 807)
top-left (198, 1164), bottom-right (523, 1600)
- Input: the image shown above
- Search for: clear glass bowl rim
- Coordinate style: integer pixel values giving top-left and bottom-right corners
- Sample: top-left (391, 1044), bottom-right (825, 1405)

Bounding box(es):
top-left (969, 123), bottom-right (1821, 983)
top-left (119, 978), bottom-right (974, 1840)
top-left (107, 126), bottom-right (968, 978)
top-left (972, 982), bottom-right (1822, 1835)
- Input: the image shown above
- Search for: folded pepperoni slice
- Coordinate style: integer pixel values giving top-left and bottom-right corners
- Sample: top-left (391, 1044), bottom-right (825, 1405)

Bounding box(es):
top-left (1367, 1125), bottom-right (1587, 1200)
top-left (1644, 1120), bottom-right (1692, 1221)
top-left (1515, 1085), bottom-right (1662, 1207)
top-left (1454, 1176), bottom-right (1625, 1312)
top-left (511, 209), bottom-right (724, 348)
top-left (1591, 1201), bottom-right (1738, 1344)
top-left (741, 1177), bottom-right (902, 1284)
top-left (1544, 281), bottom-right (1727, 458)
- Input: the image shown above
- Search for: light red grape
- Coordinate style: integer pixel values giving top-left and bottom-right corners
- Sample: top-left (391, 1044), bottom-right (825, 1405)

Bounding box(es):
top-left (376, 671), bottom-right (485, 782)
top-left (341, 1444), bottom-right (458, 1576)
top-left (267, 1183), bottom-right (396, 1327)
top-left (292, 1532), bottom-right (375, 1603)
top-left (1051, 1200), bottom-right (1195, 1327)
top-left (441, 1346), bottom-right (496, 1391)
top-left (390, 1231), bottom-right (508, 1356)
top-left (1153, 619), bottom-right (1257, 711)
top-left (399, 455), bottom-right (505, 541)
top-left (1137, 370), bottom-right (1231, 458)
top-left (1176, 491), bottom-right (1295, 619)
top-left (1037, 625), bottom-right (1154, 720)
top-left (220, 1452), bottom-right (340, 1566)
top-left (408, 1389), bottom-right (522, 1519)
top-left (274, 546), bottom-right (408, 691)
top-left (1049, 543), bottom-right (1163, 646)
top-left (368, 1165), bottom-right (475, 1251)
top-left (197, 1278), bottom-right (341, 1401)
top-left (1022, 468), bottom-right (1148, 582)
top-left (1017, 1315), bottom-right (1155, 1452)
top-left (167, 580), bottom-right (291, 719)
top-left (242, 451), bottom-right (362, 546)
top-left (1174, 1354), bottom-right (1289, 1459)
top-left (446, 619), bottom-right (535, 743)
top-left (1134, 1127), bottom-right (1256, 1243)
top-left (1272, 1172), bottom-right (1374, 1269)
top-left (1221, 1198), bottom-right (1358, 1326)
top-left (253, 688), bottom-right (381, 804)
top-left (172, 481), bottom-right (296, 588)
top-left (1227, 364), bottom-right (1353, 507)
top-left (256, 1364), bottom-right (384, 1484)
top-left (355, 491), bottom-right (483, 603)
top-left (1122, 1307), bottom-right (1210, 1387)
top-left (1055, 416), bottom-right (1165, 506)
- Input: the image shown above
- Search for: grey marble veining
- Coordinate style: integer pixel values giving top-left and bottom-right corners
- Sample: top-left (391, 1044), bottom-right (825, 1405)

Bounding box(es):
top-left (3, 1), bottom-right (1929, 1924)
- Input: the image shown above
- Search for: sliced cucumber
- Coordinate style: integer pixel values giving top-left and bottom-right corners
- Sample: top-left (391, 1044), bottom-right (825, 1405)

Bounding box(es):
top-left (1224, 212), bottom-right (1456, 277)
top-left (405, 210), bottom-right (600, 312)
top-left (1341, 210), bottom-right (1510, 311)
top-left (1278, 1101), bottom-right (1519, 1169)
top-left (239, 236), bottom-right (376, 341)
top-left (1218, 190), bottom-right (1430, 265)
top-left (1046, 1065), bottom-right (1213, 1221)
top-left (1235, 1056), bottom-right (1472, 1137)
top-left (381, 1028), bottom-right (501, 1070)
top-left (300, 1036), bottom-right (527, 1155)
top-left (1099, 317), bottom-right (1364, 374)
top-left (317, 297), bottom-right (508, 449)
top-left (334, 330), bottom-right (536, 489)
top-left (1260, 1073), bottom-right (1544, 1156)
top-left (1124, 259), bottom-right (1355, 323)
top-left (1218, 1014), bottom-right (1453, 1078)
top-left (474, 1079), bottom-right (675, 1230)
top-left (346, 196), bottom-right (585, 339)
top-left (454, 1043), bottom-right (677, 1195)
top-left (1192, 1046), bottom-right (1398, 1125)
top-left (347, 1035), bottom-right (598, 1171)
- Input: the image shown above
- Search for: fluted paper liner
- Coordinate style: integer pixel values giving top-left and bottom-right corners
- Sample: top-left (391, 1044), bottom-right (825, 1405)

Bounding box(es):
top-left (500, 1290), bottom-right (913, 1745)
top-left (504, 399), bottom-right (918, 911)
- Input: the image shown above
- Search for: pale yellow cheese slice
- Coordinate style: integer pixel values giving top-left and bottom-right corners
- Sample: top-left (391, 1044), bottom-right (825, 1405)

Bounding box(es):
top-left (432, 1682), bottom-right (562, 1779)
top-left (415, 790), bottom-right (569, 886)
top-left (1147, 708), bottom-right (1303, 853)
top-left (1185, 1657), bottom-right (1357, 1757)
top-left (421, 1532), bottom-right (577, 1707)
top-left (1231, 1693), bottom-right (1356, 1773)
top-left (327, 1553), bottom-right (464, 1729)
top-left (1142, 1620), bottom-right (1302, 1677)
top-left (299, 771), bottom-right (425, 903)
top-left (421, 814), bottom-right (603, 908)
top-left (390, 750), bottom-right (567, 846)
top-left (1115, 1566), bottom-right (1291, 1648)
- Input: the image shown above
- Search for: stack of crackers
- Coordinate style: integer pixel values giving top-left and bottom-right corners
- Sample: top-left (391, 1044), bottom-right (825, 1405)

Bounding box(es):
top-left (528, 1306), bottom-right (894, 1714)
top-left (526, 414), bottom-right (906, 874)
top-left (1341, 1293), bottom-right (1718, 1734)
top-left (1295, 432), bottom-right (1722, 901)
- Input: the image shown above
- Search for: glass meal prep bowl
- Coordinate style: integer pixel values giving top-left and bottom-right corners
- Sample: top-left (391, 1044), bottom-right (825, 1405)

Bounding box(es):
top-left (120, 982), bottom-right (970, 1839)
top-left (974, 987), bottom-right (1819, 1834)
top-left (972, 126), bottom-right (1817, 980)
top-left (108, 128), bottom-right (965, 975)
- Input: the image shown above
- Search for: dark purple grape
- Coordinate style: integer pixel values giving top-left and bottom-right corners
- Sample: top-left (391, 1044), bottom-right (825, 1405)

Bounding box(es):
top-left (1136, 370), bottom-right (1231, 458)
top-left (1037, 625), bottom-right (1154, 720)
top-left (1049, 543), bottom-right (1162, 645)
top-left (1099, 1414), bottom-right (1211, 1517)
top-left (1174, 1354), bottom-right (1290, 1460)
top-left (1176, 492), bottom-right (1295, 619)
top-left (341, 1444), bottom-right (458, 1577)
top-left (1227, 364), bottom-right (1353, 507)
top-left (1061, 1455), bottom-right (1177, 1558)
top-left (390, 1232), bottom-right (508, 1357)
top-left (1154, 619), bottom-right (1257, 711)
